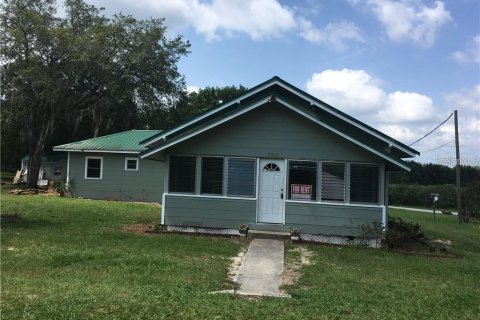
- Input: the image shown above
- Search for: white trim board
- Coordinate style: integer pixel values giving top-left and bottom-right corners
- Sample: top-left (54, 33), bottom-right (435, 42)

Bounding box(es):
top-left (53, 148), bottom-right (140, 154)
top-left (143, 78), bottom-right (416, 157)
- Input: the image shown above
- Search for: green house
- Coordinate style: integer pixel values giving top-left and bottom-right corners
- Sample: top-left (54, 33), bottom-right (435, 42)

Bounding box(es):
top-left (53, 130), bottom-right (165, 202)
top-left (140, 76), bottom-right (419, 238)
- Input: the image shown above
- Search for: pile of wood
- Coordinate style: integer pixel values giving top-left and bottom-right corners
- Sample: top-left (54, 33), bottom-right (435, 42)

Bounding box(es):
top-left (9, 189), bottom-right (43, 195)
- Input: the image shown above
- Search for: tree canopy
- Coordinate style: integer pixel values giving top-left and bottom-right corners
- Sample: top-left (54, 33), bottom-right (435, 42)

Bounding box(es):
top-left (1, 0), bottom-right (190, 185)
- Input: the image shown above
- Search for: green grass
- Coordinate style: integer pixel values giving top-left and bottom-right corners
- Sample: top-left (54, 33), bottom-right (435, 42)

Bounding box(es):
top-left (1, 196), bottom-right (479, 319)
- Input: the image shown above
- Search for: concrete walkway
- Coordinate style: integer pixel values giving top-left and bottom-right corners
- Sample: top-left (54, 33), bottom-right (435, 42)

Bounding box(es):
top-left (234, 239), bottom-right (290, 298)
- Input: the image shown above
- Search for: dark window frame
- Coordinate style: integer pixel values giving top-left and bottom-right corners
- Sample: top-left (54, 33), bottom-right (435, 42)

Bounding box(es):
top-left (288, 160), bottom-right (317, 201)
top-left (226, 157), bottom-right (257, 198)
top-left (320, 161), bottom-right (346, 202)
top-left (85, 156), bottom-right (103, 179)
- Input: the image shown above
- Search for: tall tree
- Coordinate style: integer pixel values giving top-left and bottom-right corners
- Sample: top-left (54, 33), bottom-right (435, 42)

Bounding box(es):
top-left (167, 85), bottom-right (248, 127)
top-left (1, 0), bottom-right (190, 186)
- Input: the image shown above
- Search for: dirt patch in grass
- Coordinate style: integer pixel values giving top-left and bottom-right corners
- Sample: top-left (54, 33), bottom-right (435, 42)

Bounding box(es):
top-left (123, 222), bottom-right (153, 234)
top-left (281, 245), bottom-right (314, 287)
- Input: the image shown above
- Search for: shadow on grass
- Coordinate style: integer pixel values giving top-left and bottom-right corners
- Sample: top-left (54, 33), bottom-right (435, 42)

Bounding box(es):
top-left (1, 213), bottom-right (57, 229)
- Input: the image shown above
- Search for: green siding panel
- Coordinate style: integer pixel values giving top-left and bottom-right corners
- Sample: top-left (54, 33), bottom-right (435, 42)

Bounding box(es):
top-left (69, 152), bottom-right (164, 202)
top-left (169, 103), bottom-right (381, 163)
top-left (285, 202), bottom-right (383, 236)
top-left (164, 195), bottom-right (256, 228)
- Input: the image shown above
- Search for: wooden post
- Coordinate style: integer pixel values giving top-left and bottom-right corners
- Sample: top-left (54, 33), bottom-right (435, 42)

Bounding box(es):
top-left (454, 110), bottom-right (462, 223)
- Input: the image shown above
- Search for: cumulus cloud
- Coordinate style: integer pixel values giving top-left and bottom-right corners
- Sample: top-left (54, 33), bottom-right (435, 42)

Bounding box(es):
top-left (306, 70), bottom-right (479, 163)
top-left (306, 69), bottom-right (386, 113)
top-left (299, 19), bottom-right (365, 50)
top-left (378, 91), bottom-right (436, 123)
top-left (87, 0), bottom-right (365, 48)
top-left (451, 34), bottom-right (480, 64)
top-left (352, 0), bottom-right (452, 47)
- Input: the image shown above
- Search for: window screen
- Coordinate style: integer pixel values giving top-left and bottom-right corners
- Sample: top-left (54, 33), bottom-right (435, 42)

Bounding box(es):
top-left (289, 161), bottom-right (317, 200)
top-left (169, 155), bottom-right (196, 193)
top-left (350, 164), bottom-right (380, 204)
top-left (201, 157), bottom-right (224, 195)
top-left (227, 158), bottom-right (256, 197)
top-left (86, 158), bottom-right (102, 179)
top-left (321, 162), bottom-right (345, 202)
top-left (125, 158), bottom-right (138, 171)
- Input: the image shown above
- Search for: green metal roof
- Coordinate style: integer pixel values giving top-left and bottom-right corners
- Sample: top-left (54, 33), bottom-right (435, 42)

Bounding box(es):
top-left (53, 130), bottom-right (161, 153)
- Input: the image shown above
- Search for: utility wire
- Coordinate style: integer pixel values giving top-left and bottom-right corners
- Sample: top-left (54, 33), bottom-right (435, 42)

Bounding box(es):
top-left (408, 112), bottom-right (453, 146)
top-left (423, 140), bottom-right (455, 153)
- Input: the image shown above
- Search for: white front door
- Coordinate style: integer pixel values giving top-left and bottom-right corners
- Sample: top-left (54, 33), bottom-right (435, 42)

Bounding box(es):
top-left (258, 159), bottom-right (285, 224)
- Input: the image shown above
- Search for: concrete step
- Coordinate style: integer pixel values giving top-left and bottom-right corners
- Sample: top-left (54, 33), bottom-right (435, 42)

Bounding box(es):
top-left (249, 224), bottom-right (291, 232)
top-left (247, 230), bottom-right (290, 240)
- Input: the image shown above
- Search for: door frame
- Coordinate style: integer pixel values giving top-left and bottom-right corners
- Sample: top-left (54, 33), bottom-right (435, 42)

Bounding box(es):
top-left (256, 158), bottom-right (287, 225)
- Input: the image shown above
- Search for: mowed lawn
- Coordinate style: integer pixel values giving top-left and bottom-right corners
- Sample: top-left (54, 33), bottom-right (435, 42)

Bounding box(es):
top-left (1, 195), bottom-right (479, 319)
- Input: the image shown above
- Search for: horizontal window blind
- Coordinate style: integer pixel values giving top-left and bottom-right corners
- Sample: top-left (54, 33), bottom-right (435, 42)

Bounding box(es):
top-left (321, 162), bottom-right (345, 202)
top-left (227, 158), bottom-right (256, 197)
top-left (201, 157), bottom-right (224, 195)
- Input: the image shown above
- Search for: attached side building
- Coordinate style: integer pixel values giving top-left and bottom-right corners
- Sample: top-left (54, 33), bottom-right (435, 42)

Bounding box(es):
top-left (140, 76), bottom-right (419, 237)
top-left (54, 130), bottom-right (165, 202)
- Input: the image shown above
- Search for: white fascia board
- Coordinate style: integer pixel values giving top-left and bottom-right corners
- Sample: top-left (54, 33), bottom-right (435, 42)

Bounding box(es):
top-left (53, 148), bottom-right (139, 154)
top-left (273, 82), bottom-right (417, 157)
top-left (140, 97), bottom-right (270, 159)
top-left (276, 97), bottom-right (411, 172)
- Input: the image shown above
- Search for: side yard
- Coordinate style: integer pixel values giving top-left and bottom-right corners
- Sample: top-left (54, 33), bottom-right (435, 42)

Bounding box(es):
top-left (1, 195), bottom-right (479, 319)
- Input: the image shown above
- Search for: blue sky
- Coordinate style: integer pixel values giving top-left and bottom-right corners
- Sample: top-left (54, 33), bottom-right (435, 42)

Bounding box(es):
top-left (82, 0), bottom-right (479, 166)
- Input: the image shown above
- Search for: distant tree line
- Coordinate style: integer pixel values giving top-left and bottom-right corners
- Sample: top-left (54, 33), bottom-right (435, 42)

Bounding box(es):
top-left (389, 161), bottom-right (480, 220)
top-left (0, 0), bottom-right (246, 185)
top-left (389, 161), bottom-right (479, 186)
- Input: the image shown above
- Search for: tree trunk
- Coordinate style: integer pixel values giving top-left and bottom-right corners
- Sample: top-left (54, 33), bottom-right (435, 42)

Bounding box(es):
top-left (26, 106), bottom-right (42, 188)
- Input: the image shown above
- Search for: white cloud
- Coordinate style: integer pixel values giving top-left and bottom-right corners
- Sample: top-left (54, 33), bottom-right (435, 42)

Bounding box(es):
top-left (306, 69), bottom-right (386, 113)
top-left (378, 91), bottom-right (436, 123)
top-left (109, 0), bottom-right (296, 41)
top-left (354, 0), bottom-right (452, 47)
top-left (299, 19), bottom-right (364, 50)
top-left (451, 35), bottom-right (480, 64)
top-left (186, 85), bottom-right (200, 93)
top-left (378, 124), bottom-right (416, 141)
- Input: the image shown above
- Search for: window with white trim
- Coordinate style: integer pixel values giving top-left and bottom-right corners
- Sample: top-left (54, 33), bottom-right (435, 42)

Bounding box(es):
top-left (226, 158), bottom-right (256, 197)
top-left (125, 157), bottom-right (139, 171)
top-left (350, 164), bottom-right (380, 204)
top-left (321, 162), bottom-right (345, 202)
top-left (288, 161), bottom-right (317, 200)
top-left (169, 155), bottom-right (196, 193)
top-left (85, 157), bottom-right (103, 179)
top-left (201, 157), bottom-right (223, 195)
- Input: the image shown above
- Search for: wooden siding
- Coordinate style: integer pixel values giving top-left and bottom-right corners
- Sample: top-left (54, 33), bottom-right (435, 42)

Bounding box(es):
top-left (164, 195), bottom-right (256, 228)
top-left (285, 202), bottom-right (383, 236)
top-left (169, 103), bottom-right (381, 163)
top-left (69, 152), bottom-right (164, 202)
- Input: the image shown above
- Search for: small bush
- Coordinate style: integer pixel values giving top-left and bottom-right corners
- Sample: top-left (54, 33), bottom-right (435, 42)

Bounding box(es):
top-left (385, 217), bottom-right (423, 249)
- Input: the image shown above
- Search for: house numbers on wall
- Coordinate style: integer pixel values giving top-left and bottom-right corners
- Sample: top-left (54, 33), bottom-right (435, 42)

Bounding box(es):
top-left (267, 153), bottom-right (280, 159)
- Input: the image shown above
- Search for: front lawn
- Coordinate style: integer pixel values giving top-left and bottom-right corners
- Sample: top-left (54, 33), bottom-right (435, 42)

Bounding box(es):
top-left (1, 195), bottom-right (479, 319)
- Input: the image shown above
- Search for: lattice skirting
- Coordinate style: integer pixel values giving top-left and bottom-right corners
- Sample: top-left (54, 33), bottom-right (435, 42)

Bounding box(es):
top-left (166, 225), bottom-right (240, 236)
top-left (299, 233), bottom-right (381, 248)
